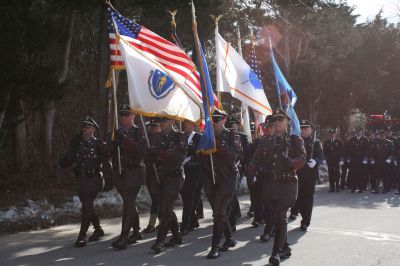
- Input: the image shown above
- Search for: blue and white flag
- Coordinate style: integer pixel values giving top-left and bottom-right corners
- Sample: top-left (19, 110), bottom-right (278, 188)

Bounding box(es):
top-left (269, 40), bottom-right (301, 136)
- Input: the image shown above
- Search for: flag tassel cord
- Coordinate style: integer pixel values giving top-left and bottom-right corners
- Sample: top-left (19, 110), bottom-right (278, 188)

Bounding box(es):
top-left (140, 115), bottom-right (161, 184)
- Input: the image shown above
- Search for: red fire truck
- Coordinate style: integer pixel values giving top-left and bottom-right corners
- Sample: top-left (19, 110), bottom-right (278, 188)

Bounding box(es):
top-left (367, 114), bottom-right (400, 131)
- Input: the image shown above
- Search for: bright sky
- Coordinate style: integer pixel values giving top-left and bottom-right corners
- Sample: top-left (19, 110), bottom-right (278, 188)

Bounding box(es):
top-left (342, 0), bottom-right (400, 23)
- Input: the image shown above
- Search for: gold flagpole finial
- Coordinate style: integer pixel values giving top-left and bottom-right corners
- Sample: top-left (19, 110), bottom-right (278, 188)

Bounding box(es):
top-left (166, 9), bottom-right (178, 23)
top-left (210, 14), bottom-right (222, 27)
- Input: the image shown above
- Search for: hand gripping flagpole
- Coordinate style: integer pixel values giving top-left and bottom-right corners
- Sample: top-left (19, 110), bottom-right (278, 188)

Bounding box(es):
top-left (139, 115), bottom-right (160, 184)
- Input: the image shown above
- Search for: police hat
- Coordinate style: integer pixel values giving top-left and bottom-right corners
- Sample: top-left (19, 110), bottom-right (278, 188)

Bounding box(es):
top-left (379, 129), bottom-right (386, 135)
top-left (145, 117), bottom-right (162, 127)
top-left (119, 104), bottom-right (134, 115)
top-left (328, 128), bottom-right (337, 133)
top-left (212, 109), bottom-right (228, 123)
top-left (82, 116), bottom-right (99, 129)
top-left (272, 108), bottom-right (290, 120)
top-left (227, 114), bottom-right (240, 125)
top-left (300, 120), bottom-right (314, 128)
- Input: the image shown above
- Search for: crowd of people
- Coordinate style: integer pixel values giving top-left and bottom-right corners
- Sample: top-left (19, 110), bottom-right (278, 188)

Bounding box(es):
top-left (60, 105), bottom-right (400, 266)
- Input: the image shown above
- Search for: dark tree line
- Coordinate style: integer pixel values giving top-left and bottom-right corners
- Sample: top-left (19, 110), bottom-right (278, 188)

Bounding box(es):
top-left (0, 0), bottom-right (399, 196)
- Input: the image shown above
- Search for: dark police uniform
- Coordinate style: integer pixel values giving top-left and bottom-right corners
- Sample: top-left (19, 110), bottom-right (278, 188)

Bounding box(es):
top-left (340, 133), bottom-right (352, 189)
top-left (180, 128), bottom-right (202, 235)
top-left (348, 131), bottom-right (369, 192)
top-left (290, 120), bottom-right (323, 230)
top-left (323, 129), bottom-right (344, 192)
top-left (150, 122), bottom-right (187, 253)
top-left (60, 116), bottom-right (112, 247)
top-left (111, 105), bottom-right (147, 249)
top-left (376, 132), bottom-right (394, 193)
top-left (202, 110), bottom-right (243, 259)
top-left (250, 108), bottom-right (306, 265)
top-left (367, 133), bottom-right (380, 193)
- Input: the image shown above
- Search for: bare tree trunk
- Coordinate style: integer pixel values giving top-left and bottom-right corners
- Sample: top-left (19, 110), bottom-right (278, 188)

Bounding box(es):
top-left (97, 4), bottom-right (110, 139)
top-left (284, 10), bottom-right (291, 76)
top-left (15, 99), bottom-right (28, 169)
top-left (42, 9), bottom-right (77, 168)
top-left (0, 90), bottom-right (11, 130)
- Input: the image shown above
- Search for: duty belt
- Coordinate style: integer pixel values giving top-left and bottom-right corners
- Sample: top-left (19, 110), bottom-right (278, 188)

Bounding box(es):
top-left (269, 171), bottom-right (297, 183)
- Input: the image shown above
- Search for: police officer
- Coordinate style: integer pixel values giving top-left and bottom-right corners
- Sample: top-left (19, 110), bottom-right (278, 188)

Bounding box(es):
top-left (348, 127), bottom-right (369, 193)
top-left (323, 128), bottom-right (344, 192)
top-left (111, 105), bottom-right (147, 250)
top-left (368, 131), bottom-right (380, 193)
top-left (249, 108), bottom-right (306, 266)
top-left (340, 132), bottom-right (352, 189)
top-left (142, 117), bottom-right (162, 234)
top-left (60, 116), bottom-right (112, 247)
top-left (376, 130), bottom-right (394, 193)
top-left (150, 118), bottom-right (187, 253)
top-left (202, 109), bottom-right (243, 259)
top-left (289, 120), bottom-right (323, 232)
top-left (180, 119), bottom-right (202, 235)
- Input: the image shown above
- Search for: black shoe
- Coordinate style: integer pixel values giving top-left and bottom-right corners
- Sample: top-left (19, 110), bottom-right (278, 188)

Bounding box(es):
top-left (151, 242), bottom-right (164, 253)
top-left (300, 224), bottom-right (308, 232)
top-left (336, 187), bottom-right (341, 192)
top-left (143, 225), bottom-right (156, 234)
top-left (328, 189), bottom-right (334, 192)
top-left (351, 189), bottom-right (356, 193)
top-left (74, 237), bottom-right (87, 247)
top-left (128, 231), bottom-right (143, 244)
top-left (220, 238), bottom-right (237, 251)
top-left (269, 254), bottom-right (280, 266)
top-left (231, 225), bottom-right (236, 232)
top-left (207, 246), bottom-right (220, 259)
top-left (288, 214), bottom-right (297, 221)
top-left (164, 236), bottom-right (183, 247)
top-left (395, 191), bottom-right (400, 195)
top-left (371, 190), bottom-right (379, 194)
top-left (260, 233), bottom-right (271, 242)
top-left (251, 220), bottom-right (260, 227)
top-left (189, 220), bottom-right (200, 231)
top-left (88, 228), bottom-right (104, 242)
top-left (181, 227), bottom-right (189, 236)
top-left (111, 237), bottom-right (127, 250)
top-left (247, 211), bottom-right (254, 218)
top-left (358, 190), bottom-right (363, 193)
top-left (280, 245), bottom-right (292, 259)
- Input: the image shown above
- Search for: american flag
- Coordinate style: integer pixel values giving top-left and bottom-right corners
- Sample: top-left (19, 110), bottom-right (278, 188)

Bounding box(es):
top-left (246, 41), bottom-right (266, 136)
top-left (107, 5), bottom-right (208, 105)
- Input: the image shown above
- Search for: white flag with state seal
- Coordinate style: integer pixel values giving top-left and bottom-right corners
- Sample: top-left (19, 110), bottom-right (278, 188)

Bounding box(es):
top-left (216, 31), bottom-right (272, 117)
top-left (118, 38), bottom-right (203, 122)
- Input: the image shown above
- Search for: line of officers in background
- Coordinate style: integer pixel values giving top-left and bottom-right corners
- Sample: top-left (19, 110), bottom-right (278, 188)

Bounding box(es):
top-left (59, 104), bottom-right (400, 266)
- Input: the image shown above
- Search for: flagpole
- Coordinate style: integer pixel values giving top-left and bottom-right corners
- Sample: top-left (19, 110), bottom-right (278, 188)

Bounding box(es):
top-left (111, 69), bottom-right (122, 175)
top-left (193, 1), bottom-right (215, 185)
top-left (211, 14), bottom-right (223, 110)
top-left (139, 114), bottom-right (160, 184)
top-left (269, 37), bottom-right (283, 109)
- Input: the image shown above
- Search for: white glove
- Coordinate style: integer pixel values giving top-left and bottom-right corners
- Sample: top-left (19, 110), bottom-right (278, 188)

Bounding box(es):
top-left (339, 161), bottom-right (344, 166)
top-left (307, 159), bottom-right (317, 168)
top-left (362, 160), bottom-right (368, 165)
top-left (347, 159), bottom-right (350, 163)
top-left (395, 161), bottom-right (398, 166)
top-left (371, 160), bottom-right (375, 165)
top-left (386, 159), bottom-right (391, 164)
top-left (322, 160), bottom-right (327, 165)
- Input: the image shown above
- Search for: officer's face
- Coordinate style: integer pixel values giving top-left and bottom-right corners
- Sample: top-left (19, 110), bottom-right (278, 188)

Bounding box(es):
top-left (329, 132), bottom-right (336, 139)
top-left (301, 127), bottom-right (312, 138)
top-left (182, 120), bottom-right (195, 133)
top-left (120, 113), bottom-right (135, 127)
top-left (82, 126), bottom-right (95, 138)
top-left (273, 117), bottom-right (289, 133)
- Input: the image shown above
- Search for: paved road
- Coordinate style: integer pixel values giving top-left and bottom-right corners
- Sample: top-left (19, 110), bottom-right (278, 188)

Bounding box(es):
top-left (1, 184), bottom-right (400, 266)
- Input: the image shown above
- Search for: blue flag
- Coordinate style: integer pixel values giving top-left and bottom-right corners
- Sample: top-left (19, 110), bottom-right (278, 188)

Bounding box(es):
top-left (192, 10), bottom-right (216, 154)
top-left (269, 42), bottom-right (301, 136)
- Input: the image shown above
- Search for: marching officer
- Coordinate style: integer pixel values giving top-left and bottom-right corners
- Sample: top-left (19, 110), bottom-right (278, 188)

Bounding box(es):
top-left (323, 128), bottom-right (344, 192)
top-left (348, 127), bottom-right (369, 193)
top-left (143, 117), bottom-right (162, 234)
top-left (180, 119), bottom-right (203, 235)
top-left (150, 118), bottom-right (187, 253)
top-left (376, 130), bottom-right (394, 193)
top-left (289, 120), bottom-right (323, 231)
top-left (202, 110), bottom-right (243, 259)
top-left (340, 132), bottom-right (352, 189)
top-left (249, 108), bottom-right (306, 266)
top-left (111, 104), bottom-right (147, 250)
top-left (60, 116), bottom-right (112, 247)
top-left (368, 131), bottom-right (380, 193)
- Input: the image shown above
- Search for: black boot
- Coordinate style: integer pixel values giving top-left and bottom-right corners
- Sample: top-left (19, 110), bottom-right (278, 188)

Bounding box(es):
top-left (151, 241), bottom-right (164, 253)
top-left (111, 236), bottom-right (127, 250)
top-left (89, 228), bottom-right (104, 242)
top-left (207, 246), bottom-right (220, 259)
top-left (142, 224), bottom-right (156, 233)
top-left (74, 233), bottom-right (87, 248)
top-left (280, 244), bottom-right (292, 259)
top-left (127, 231), bottom-right (143, 244)
top-left (220, 237), bottom-right (237, 251)
top-left (164, 234), bottom-right (183, 247)
top-left (269, 254), bottom-right (280, 266)
top-left (260, 233), bottom-right (271, 242)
